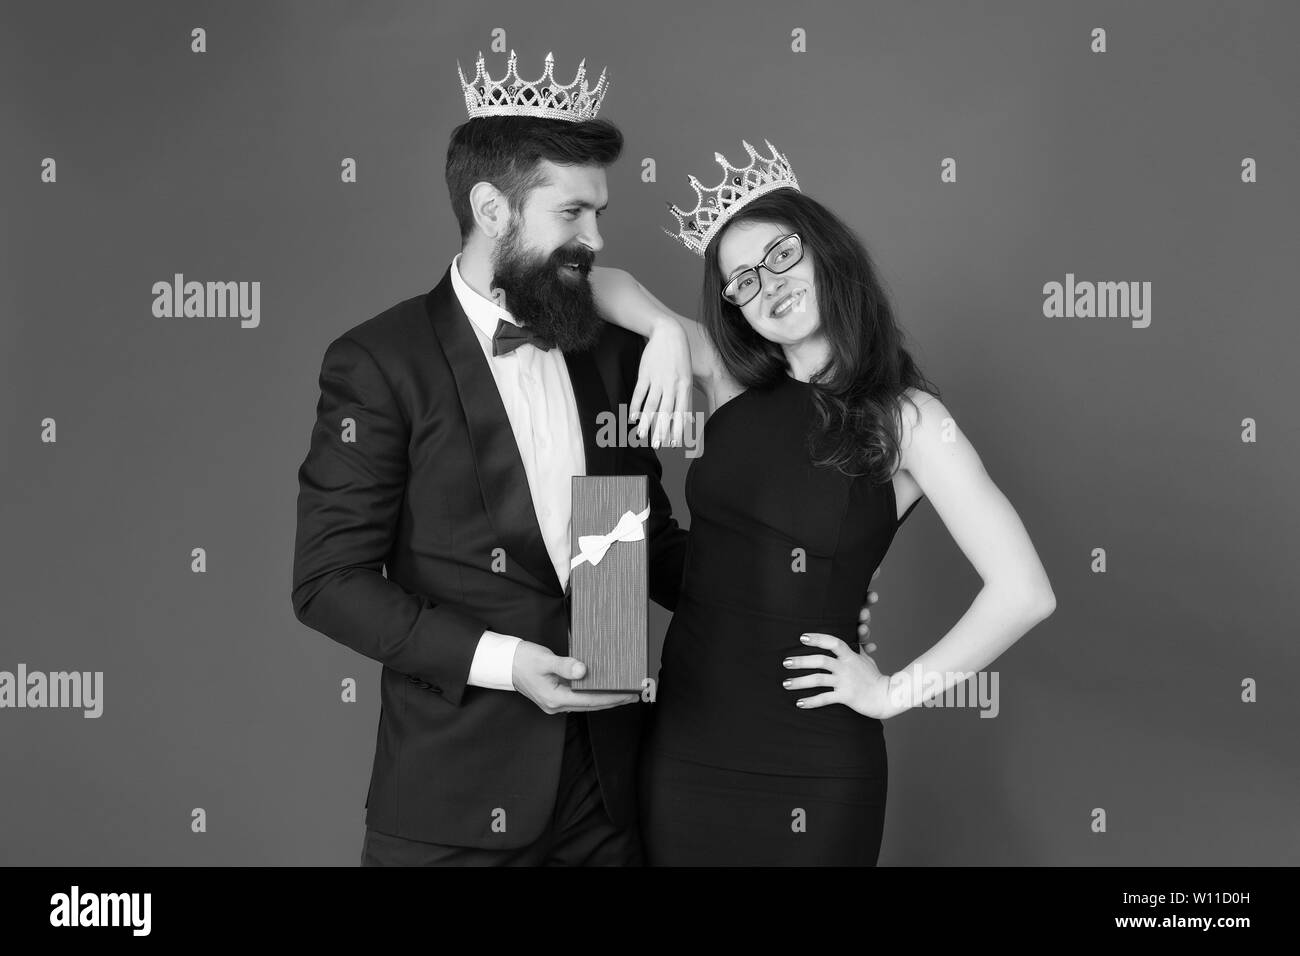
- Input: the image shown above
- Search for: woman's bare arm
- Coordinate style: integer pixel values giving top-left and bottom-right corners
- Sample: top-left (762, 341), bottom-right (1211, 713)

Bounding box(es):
top-left (884, 390), bottom-right (1056, 713)
top-left (783, 389), bottom-right (1056, 720)
top-left (590, 267), bottom-right (720, 389)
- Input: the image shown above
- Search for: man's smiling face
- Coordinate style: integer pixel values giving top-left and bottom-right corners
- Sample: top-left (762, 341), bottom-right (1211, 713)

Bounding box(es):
top-left (489, 159), bottom-right (610, 351)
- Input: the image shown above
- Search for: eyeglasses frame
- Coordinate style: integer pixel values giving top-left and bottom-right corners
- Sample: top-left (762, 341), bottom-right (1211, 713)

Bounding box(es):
top-left (720, 233), bottom-right (804, 307)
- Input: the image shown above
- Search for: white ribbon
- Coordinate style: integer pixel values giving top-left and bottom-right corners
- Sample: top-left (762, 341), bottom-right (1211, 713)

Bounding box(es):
top-left (570, 506), bottom-right (651, 571)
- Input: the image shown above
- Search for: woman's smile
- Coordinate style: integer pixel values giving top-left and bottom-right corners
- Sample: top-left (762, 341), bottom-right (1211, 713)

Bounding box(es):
top-left (768, 287), bottom-right (806, 318)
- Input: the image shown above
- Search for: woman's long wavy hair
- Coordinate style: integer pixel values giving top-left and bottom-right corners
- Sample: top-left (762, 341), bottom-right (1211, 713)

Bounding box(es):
top-left (700, 188), bottom-right (942, 483)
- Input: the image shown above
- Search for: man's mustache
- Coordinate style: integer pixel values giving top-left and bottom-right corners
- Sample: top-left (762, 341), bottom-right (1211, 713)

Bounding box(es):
top-left (550, 245), bottom-right (595, 273)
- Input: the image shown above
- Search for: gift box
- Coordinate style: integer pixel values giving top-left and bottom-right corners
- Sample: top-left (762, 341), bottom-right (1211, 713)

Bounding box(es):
top-left (568, 475), bottom-right (649, 692)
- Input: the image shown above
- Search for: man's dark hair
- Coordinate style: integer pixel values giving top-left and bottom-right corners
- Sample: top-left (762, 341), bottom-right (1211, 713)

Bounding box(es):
top-left (445, 116), bottom-right (624, 241)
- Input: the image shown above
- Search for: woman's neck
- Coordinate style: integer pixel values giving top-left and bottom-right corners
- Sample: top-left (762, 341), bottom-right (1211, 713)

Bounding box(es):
top-left (782, 335), bottom-right (831, 382)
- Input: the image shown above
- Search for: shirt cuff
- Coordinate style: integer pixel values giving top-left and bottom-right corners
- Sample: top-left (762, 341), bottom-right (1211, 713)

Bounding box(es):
top-left (467, 631), bottom-right (521, 691)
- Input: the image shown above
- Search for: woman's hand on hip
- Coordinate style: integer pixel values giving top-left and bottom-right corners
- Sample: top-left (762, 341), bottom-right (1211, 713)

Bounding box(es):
top-left (782, 632), bottom-right (898, 719)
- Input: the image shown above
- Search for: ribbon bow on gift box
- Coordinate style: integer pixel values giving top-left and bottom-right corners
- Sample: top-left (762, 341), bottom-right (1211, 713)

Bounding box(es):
top-left (570, 506), bottom-right (651, 571)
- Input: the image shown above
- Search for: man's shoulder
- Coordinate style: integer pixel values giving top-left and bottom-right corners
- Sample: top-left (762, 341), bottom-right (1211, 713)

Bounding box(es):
top-left (578, 323), bottom-right (647, 403)
top-left (333, 290), bottom-right (432, 353)
top-left (315, 289), bottom-right (445, 381)
top-left (589, 321), bottom-right (646, 364)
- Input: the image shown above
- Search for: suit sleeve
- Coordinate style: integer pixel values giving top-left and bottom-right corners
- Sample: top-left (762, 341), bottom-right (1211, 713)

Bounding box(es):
top-left (290, 335), bottom-right (486, 706)
top-left (615, 336), bottom-right (689, 612)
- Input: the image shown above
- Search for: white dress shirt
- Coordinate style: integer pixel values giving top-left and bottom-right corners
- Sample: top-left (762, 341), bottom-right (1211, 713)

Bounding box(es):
top-left (449, 254), bottom-right (587, 691)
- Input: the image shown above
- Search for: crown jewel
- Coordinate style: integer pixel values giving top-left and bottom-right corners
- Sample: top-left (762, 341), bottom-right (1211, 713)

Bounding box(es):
top-left (457, 49), bottom-right (609, 122)
top-left (663, 139), bottom-right (800, 257)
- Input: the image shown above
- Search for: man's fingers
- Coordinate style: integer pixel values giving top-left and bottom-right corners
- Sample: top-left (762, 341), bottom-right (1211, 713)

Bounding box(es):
top-left (575, 695), bottom-right (641, 712)
top-left (549, 657), bottom-right (586, 681)
top-left (548, 688), bottom-right (640, 711)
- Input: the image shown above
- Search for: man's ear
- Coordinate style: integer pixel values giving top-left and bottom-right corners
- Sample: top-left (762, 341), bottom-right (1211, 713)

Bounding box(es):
top-left (469, 181), bottom-right (508, 239)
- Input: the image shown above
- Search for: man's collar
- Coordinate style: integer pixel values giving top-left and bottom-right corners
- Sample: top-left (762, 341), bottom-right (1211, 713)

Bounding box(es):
top-left (450, 252), bottom-right (522, 340)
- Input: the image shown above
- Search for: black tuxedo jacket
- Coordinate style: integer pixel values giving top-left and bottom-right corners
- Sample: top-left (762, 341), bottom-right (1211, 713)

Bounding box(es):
top-left (291, 267), bottom-right (688, 848)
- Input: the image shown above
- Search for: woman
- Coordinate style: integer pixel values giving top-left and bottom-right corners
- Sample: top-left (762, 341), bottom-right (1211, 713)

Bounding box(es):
top-left (591, 141), bottom-right (1056, 866)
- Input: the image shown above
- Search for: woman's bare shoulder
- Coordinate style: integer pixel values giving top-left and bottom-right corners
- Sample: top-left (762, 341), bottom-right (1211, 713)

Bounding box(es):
top-left (897, 387), bottom-right (944, 435)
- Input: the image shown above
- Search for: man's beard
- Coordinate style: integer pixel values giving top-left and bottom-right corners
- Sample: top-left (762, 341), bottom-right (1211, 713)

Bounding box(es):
top-left (490, 218), bottom-right (605, 352)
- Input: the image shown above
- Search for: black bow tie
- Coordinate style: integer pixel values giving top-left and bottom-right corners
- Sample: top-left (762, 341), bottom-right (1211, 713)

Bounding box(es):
top-left (491, 318), bottom-right (553, 356)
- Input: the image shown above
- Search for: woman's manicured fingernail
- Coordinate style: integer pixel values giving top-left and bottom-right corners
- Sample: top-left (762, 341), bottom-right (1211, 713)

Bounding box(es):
top-left (782, 658), bottom-right (793, 667)
top-left (782, 679), bottom-right (792, 688)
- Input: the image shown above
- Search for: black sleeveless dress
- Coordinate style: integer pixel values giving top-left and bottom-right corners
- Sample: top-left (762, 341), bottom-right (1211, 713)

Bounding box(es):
top-left (638, 374), bottom-right (920, 866)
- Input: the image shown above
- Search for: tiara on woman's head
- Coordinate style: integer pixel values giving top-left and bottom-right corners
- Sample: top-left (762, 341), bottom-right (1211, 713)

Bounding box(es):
top-left (663, 140), bottom-right (800, 257)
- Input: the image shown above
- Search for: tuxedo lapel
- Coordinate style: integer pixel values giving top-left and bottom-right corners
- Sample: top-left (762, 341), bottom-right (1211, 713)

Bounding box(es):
top-left (564, 348), bottom-right (617, 479)
top-left (425, 269), bottom-right (562, 596)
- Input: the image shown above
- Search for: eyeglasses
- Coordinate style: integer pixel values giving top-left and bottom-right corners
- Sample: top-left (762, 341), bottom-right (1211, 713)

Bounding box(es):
top-left (721, 233), bottom-right (803, 307)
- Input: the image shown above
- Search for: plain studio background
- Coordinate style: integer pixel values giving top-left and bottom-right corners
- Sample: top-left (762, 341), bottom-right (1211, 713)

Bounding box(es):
top-left (1, 0), bottom-right (1296, 865)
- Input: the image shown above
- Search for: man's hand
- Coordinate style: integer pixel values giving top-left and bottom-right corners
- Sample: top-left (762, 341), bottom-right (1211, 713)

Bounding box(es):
top-left (857, 567), bottom-right (881, 652)
top-left (511, 641), bottom-right (640, 714)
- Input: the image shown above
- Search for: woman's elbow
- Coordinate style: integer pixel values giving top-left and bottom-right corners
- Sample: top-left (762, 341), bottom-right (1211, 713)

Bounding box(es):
top-left (991, 579), bottom-right (1056, 622)
top-left (1035, 590), bottom-right (1057, 620)
top-left (1026, 581), bottom-right (1056, 622)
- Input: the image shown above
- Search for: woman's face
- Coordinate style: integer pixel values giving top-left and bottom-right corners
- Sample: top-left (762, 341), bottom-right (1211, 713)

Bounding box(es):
top-left (715, 219), bottom-right (821, 346)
